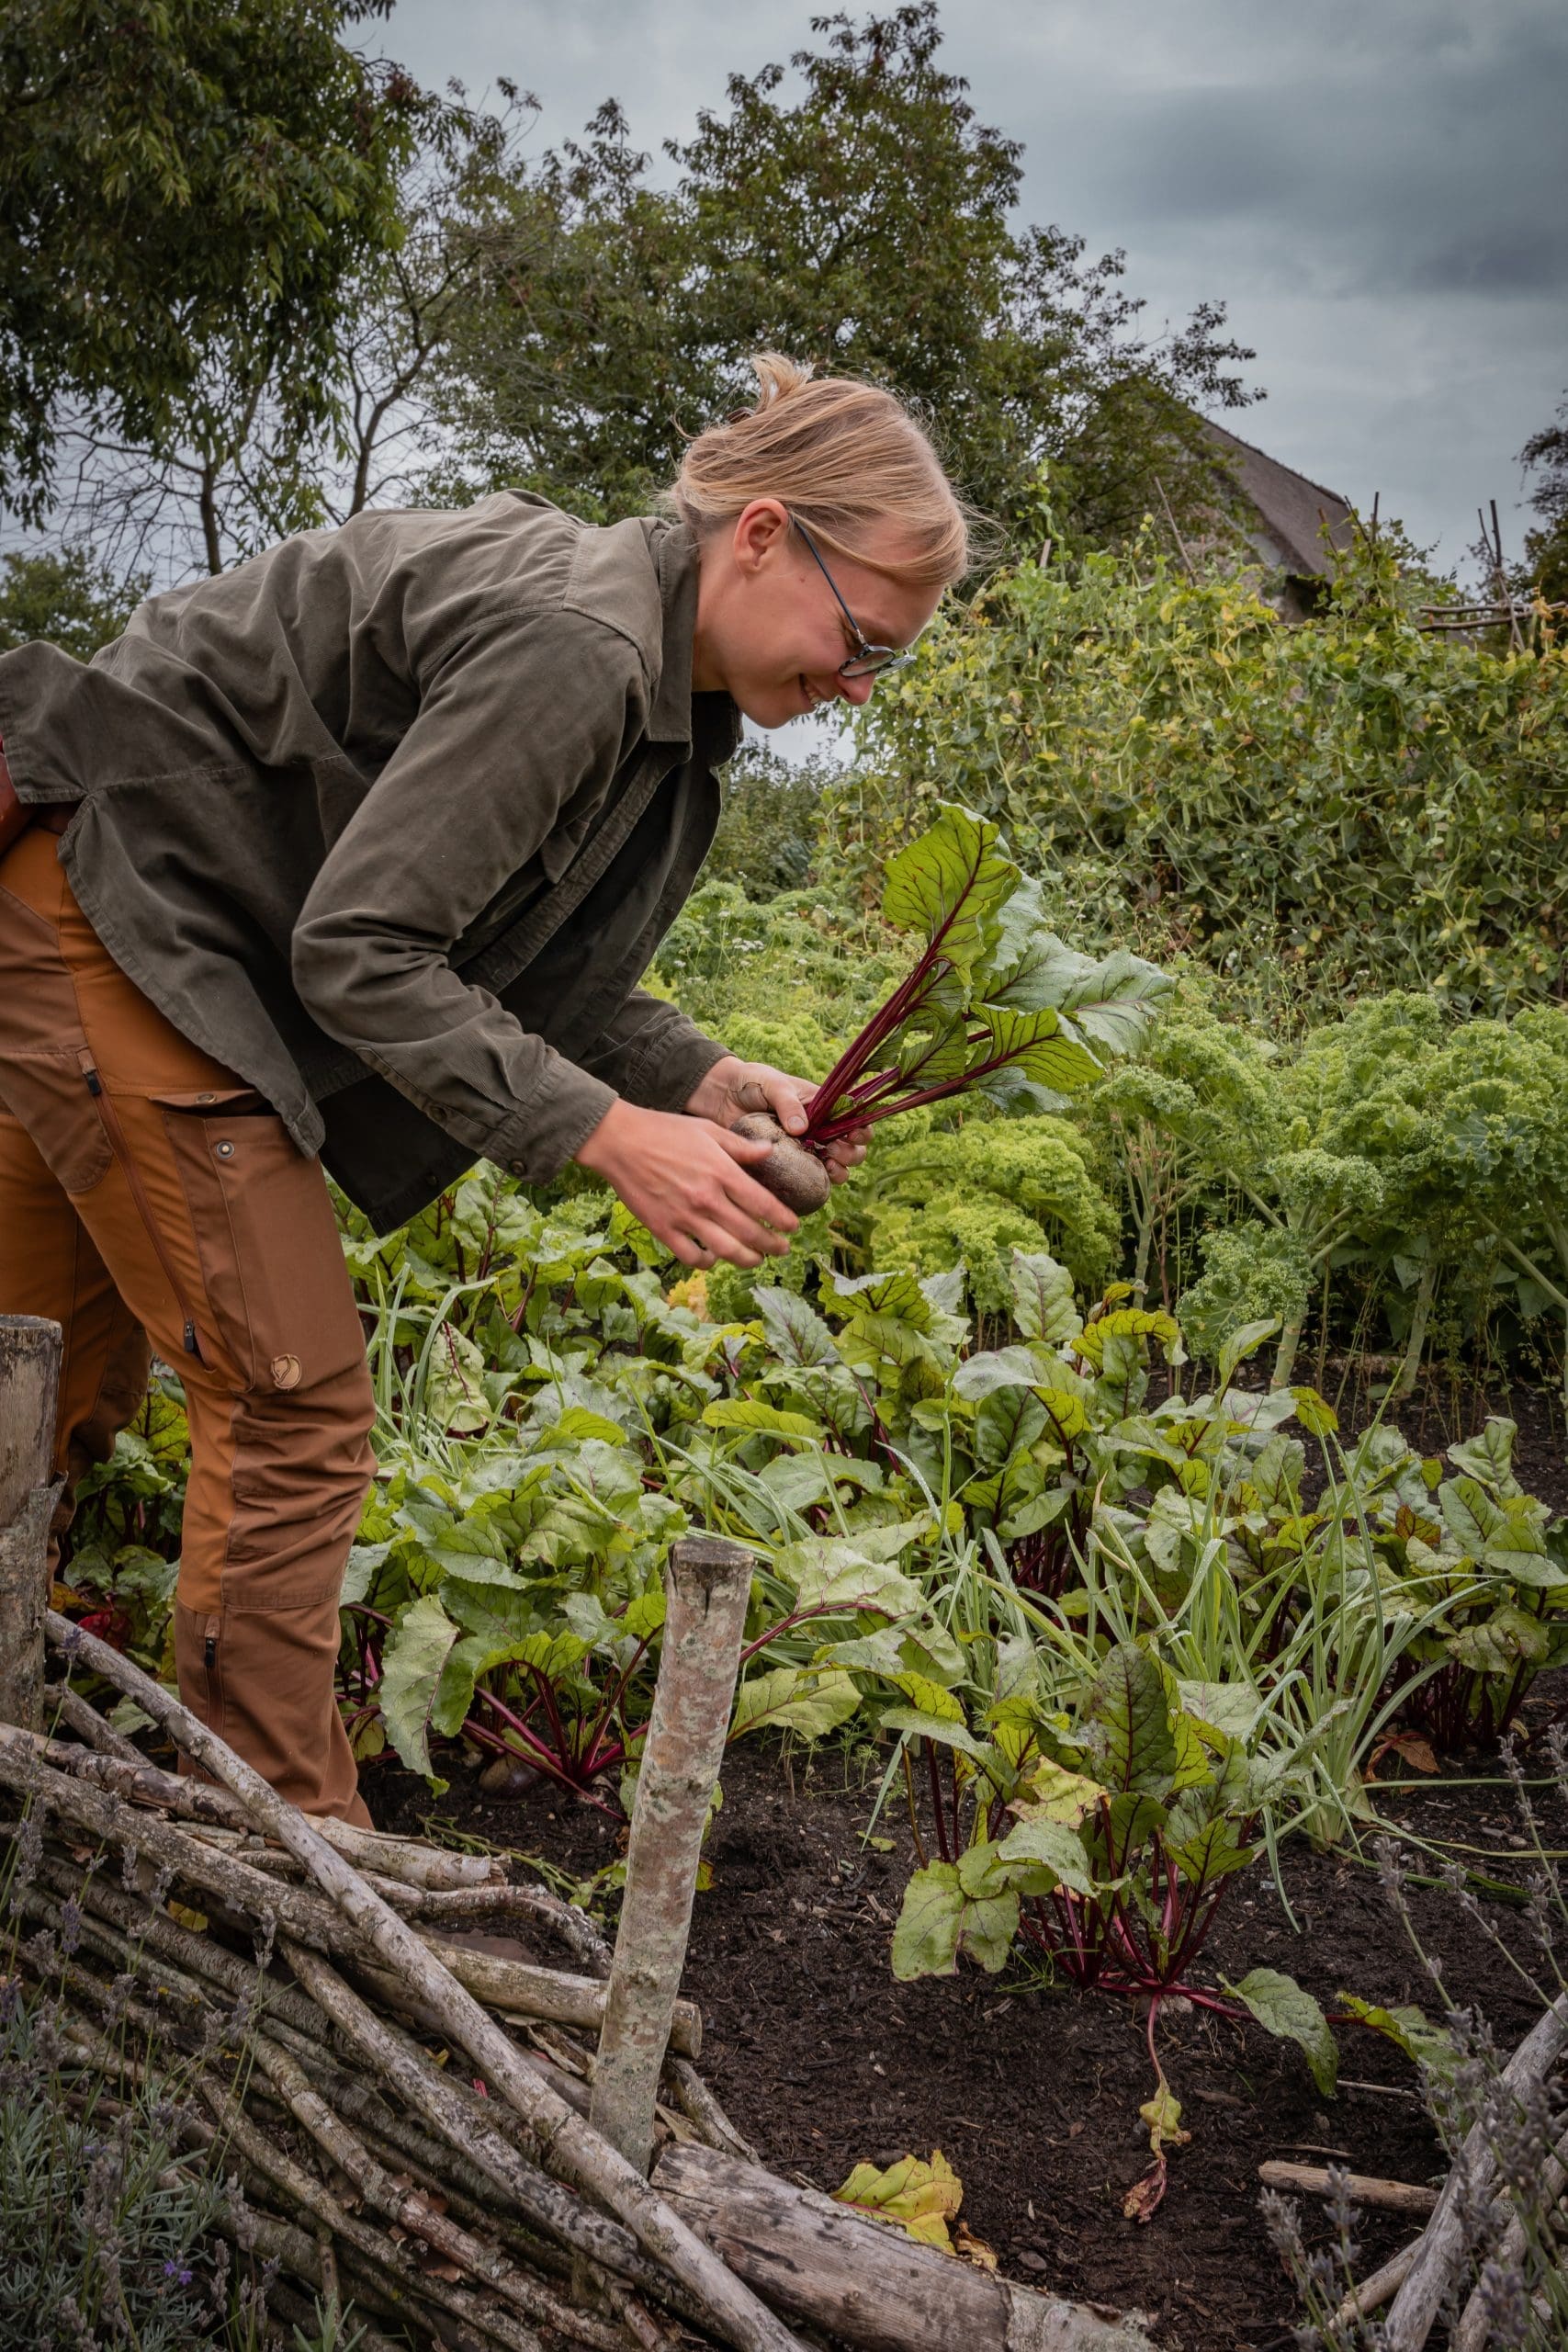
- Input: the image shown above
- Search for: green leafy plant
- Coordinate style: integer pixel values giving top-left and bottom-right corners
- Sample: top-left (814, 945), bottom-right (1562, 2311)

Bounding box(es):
top-left (57, 1379), bottom-right (190, 1668)
top-left (1379, 1417), bottom-right (1568, 1750)
top-left (793, 800), bottom-right (1170, 1163)
top-left (842, 1111), bottom-right (1121, 1313)
top-left (844, 525), bottom-right (1568, 1018)
top-left (886, 1637), bottom-right (1335, 2218)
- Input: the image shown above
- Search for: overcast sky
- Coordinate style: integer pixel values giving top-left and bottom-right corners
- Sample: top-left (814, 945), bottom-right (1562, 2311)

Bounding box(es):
top-left (373, 0), bottom-right (1567, 573)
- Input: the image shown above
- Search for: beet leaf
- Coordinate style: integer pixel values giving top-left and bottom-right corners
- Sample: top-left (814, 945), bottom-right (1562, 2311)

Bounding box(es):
top-left (802, 802), bottom-right (1171, 1150)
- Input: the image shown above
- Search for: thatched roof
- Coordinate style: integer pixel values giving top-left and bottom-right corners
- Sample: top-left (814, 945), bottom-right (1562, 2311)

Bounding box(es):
top-left (1202, 418), bottom-right (1355, 581)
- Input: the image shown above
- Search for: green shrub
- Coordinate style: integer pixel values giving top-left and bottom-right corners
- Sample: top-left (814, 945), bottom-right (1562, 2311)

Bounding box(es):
top-left (840, 523), bottom-right (1568, 1017)
top-left (705, 743), bottom-right (833, 899)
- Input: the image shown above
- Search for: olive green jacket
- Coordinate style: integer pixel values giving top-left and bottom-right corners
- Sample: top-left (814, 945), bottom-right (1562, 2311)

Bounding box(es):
top-left (0, 494), bottom-right (739, 1229)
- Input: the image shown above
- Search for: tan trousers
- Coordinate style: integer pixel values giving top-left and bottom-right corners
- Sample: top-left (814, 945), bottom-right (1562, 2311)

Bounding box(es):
top-left (0, 825), bottom-right (375, 1821)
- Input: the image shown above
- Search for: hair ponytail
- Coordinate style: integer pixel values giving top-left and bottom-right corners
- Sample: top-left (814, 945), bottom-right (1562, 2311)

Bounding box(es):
top-left (667, 355), bottom-right (975, 586)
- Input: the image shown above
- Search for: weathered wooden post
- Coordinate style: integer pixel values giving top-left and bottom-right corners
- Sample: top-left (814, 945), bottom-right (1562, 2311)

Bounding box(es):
top-left (591, 1532), bottom-right (753, 2175)
top-left (0, 1313), bottom-right (62, 1730)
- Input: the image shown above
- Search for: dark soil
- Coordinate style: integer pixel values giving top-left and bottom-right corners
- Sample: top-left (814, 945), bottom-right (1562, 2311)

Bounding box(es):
top-left (364, 1371), bottom-right (1568, 2352)
top-left (367, 1695), bottom-right (1566, 2352)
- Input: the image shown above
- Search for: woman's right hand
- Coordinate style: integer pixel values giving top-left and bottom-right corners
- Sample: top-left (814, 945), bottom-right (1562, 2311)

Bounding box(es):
top-left (573, 1100), bottom-right (798, 1267)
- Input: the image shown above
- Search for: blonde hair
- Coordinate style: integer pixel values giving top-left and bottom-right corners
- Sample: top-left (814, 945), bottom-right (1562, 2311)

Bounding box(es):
top-left (668, 354), bottom-right (973, 587)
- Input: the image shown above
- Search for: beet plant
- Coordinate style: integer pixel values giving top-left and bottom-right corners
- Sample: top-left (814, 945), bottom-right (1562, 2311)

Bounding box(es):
top-left (1380, 1415), bottom-right (1568, 1750)
top-left (743, 799), bottom-right (1171, 1209)
top-left (886, 1640), bottom-right (1338, 2219)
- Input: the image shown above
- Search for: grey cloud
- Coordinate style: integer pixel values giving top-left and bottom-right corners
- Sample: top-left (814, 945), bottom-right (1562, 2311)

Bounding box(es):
top-left (375, 0), bottom-right (1568, 559)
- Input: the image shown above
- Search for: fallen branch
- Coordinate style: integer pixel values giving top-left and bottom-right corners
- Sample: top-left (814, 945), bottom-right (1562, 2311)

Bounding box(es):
top-left (1331, 2240), bottom-right (1422, 2327)
top-left (246, 2030), bottom-right (626, 2352)
top-left (16, 1725), bottom-right (500, 1886)
top-left (1451, 2116), bottom-right (1568, 2352)
top-left (42, 1611), bottom-right (811, 2352)
top-left (652, 2141), bottom-right (1157, 2352)
top-left (666, 2053), bottom-right (761, 2165)
top-left (0, 1729), bottom-right (697, 2046)
top-left (46, 1680), bottom-right (145, 1760)
top-left (1258, 2161), bottom-right (1439, 2216)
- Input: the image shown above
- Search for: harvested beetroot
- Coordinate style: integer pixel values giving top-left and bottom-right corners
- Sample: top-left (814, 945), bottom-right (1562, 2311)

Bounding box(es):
top-left (733, 1112), bottom-right (832, 1215)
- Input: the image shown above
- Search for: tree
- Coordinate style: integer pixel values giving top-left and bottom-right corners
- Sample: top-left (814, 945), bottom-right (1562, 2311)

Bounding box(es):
top-left (704, 742), bottom-right (835, 899)
top-left (1519, 391), bottom-right (1568, 605)
top-left (53, 80), bottom-right (531, 578)
top-left (424, 96), bottom-right (703, 524)
top-left (0, 545), bottom-right (147, 658)
top-left (431, 5), bottom-right (1258, 543)
top-left (0, 0), bottom-right (421, 535)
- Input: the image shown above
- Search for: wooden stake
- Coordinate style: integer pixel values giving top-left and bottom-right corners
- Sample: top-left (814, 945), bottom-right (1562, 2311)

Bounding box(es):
top-left (0, 1313), bottom-right (61, 1731)
top-left (592, 1535), bottom-right (753, 2176)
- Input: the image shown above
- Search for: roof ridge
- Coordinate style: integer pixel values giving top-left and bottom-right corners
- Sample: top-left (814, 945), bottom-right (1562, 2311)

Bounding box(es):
top-left (1201, 415), bottom-right (1350, 514)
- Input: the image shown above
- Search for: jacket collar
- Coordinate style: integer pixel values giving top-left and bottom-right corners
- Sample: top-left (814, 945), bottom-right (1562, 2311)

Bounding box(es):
top-left (649, 522), bottom-right (740, 761)
top-left (562, 510), bottom-right (739, 761)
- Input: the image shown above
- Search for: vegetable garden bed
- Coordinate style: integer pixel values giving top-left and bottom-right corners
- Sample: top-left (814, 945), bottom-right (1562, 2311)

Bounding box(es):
top-left (367, 1668), bottom-right (1568, 2352)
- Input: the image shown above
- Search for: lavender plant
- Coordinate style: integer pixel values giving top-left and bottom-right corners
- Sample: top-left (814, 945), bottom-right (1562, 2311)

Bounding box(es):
top-left (1269, 1729), bottom-right (1568, 2349)
top-left (2, 1827), bottom-right (363, 2352)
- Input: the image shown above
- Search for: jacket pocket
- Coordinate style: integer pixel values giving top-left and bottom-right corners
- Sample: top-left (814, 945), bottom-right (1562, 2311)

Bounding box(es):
top-left (156, 1088), bottom-right (366, 1395)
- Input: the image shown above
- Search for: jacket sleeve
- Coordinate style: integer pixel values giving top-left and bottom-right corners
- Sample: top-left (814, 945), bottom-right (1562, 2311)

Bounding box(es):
top-left (291, 607), bottom-right (647, 1183)
top-left (576, 988), bottom-right (731, 1112)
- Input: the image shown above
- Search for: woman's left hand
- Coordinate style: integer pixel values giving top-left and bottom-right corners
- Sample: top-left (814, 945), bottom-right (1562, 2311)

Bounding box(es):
top-left (684, 1057), bottom-right (869, 1186)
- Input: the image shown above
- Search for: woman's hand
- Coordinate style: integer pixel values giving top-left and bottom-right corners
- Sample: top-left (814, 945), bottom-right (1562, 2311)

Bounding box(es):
top-left (574, 1098), bottom-right (797, 1268)
top-left (683, 1056), bottom-right (870, 1185)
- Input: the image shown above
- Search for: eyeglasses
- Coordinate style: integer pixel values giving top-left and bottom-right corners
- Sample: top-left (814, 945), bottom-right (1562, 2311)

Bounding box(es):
top-left (792, 517), bottom-right (910, 678)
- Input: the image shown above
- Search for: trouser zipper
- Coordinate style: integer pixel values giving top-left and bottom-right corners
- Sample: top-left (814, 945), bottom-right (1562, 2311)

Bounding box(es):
top-left (79, 1052), bottom-right (203, 1358)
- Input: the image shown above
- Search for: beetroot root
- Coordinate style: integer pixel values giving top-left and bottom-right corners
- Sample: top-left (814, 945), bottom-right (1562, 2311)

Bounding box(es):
top-left (732, 1114), bottom-right (832, 1216)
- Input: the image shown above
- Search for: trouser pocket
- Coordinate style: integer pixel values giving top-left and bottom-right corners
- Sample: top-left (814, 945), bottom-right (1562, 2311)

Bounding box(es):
top-left (0, 883), bottom-right (112, 1193)
top-left (175, 1596), bottom-right (367, 1822)
top-left (80, 1054), bottom-right (206, 1359)
top-left (156, 1088), bottom-right (365, 1395)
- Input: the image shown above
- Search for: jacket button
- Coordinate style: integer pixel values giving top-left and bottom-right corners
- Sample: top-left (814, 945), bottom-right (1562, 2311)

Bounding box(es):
top-left (215, 1140), bottom-right (234, 1159)
top-left (509, 1159), bottom-right (526, 1176)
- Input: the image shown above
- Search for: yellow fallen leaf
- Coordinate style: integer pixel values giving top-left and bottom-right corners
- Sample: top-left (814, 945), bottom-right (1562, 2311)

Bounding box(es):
top-left (1138, 2071), bottom-right (1190, 2159)
top-left (833, 2149), bottom-right (964, 2254)
top-left (955, 2220), bottom-right (998, 2270)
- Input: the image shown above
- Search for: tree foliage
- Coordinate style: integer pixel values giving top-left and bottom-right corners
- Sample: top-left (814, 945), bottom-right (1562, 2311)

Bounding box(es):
top-left (1519, 388), bottom-right (1568, 605)
top-left (0, 543), bottom-right (147, 658)
top-left (0, 0), bottom-right (422, 527)
top-left (431, 4), bottom-right (1258, 540)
